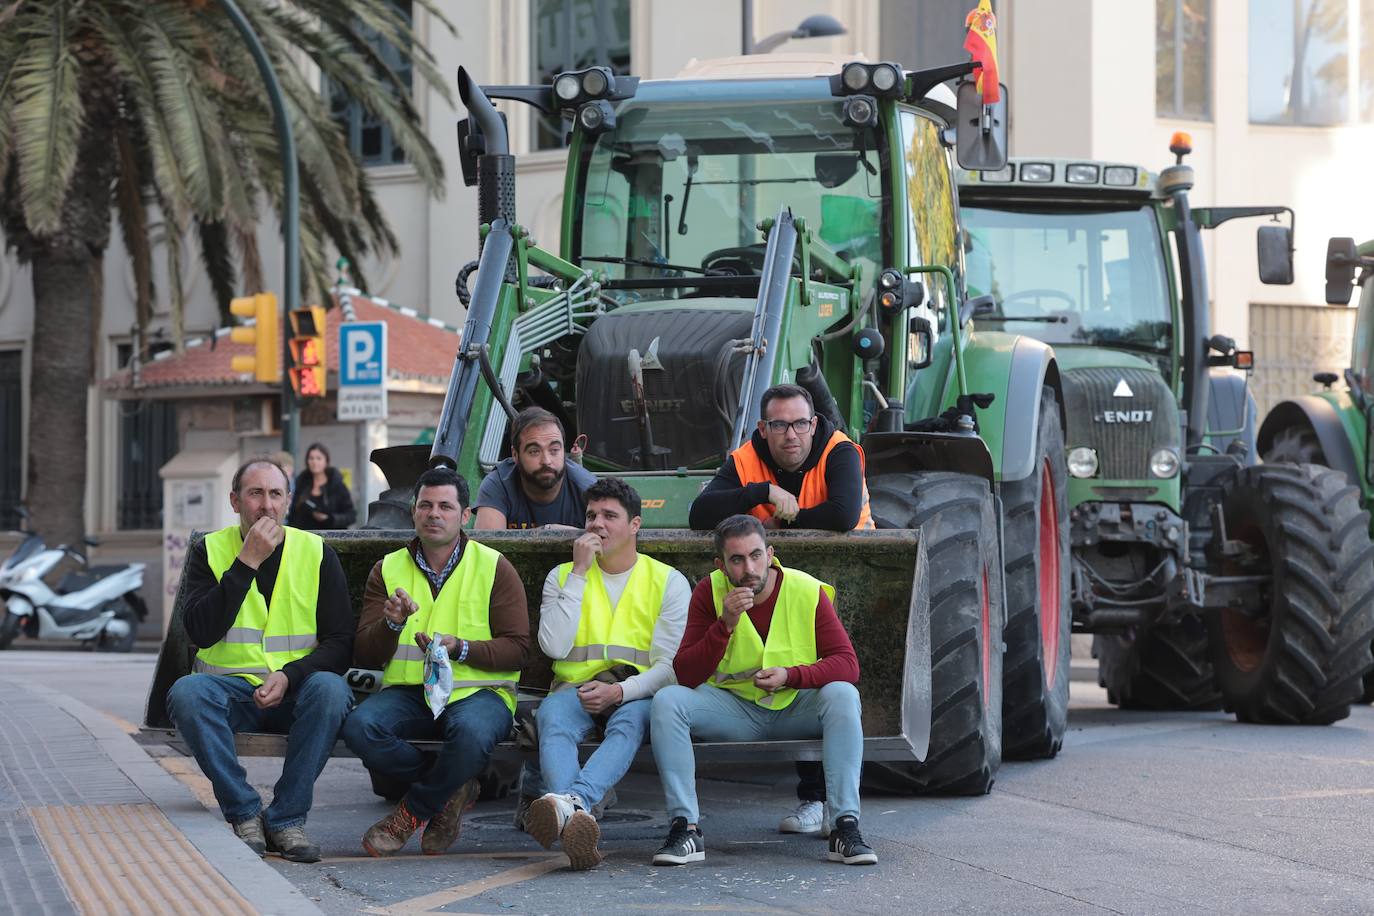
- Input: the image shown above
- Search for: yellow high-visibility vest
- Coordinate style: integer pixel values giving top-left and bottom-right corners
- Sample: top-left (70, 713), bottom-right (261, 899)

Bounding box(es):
top-left (709, 562), bottom-right (833, 710)
top-left (551, 554), bottom-right (672, 686)
top-left (380, 541), bottom-right (519, 714)
top-left (194, 525), bottom-right (323, 686)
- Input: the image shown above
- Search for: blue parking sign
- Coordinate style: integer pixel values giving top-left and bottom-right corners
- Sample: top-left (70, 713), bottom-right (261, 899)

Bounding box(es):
top-left (338, 322), bottom-right (387, 420)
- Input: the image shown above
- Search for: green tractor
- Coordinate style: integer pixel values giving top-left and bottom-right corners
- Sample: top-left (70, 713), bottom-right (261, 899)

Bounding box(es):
top-left (1257, 236), bottom-right (1374, 703)
top-left (956, 140), bottom-right (1374, 724)
top-left (373, 56), bottom-right (1080, 784)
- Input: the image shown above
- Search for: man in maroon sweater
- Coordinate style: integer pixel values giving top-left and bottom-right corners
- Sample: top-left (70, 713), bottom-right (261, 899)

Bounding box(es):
top-left (647, 514), bottom-right (877, 866)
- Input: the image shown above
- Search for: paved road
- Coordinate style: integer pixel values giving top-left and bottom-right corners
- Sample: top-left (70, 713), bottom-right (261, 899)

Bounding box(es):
top-left (4, 649), bottom-right (1373, 914)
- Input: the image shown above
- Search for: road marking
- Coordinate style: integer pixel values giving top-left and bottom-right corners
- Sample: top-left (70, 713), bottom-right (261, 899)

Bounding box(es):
top-left (156, 755), bottom-right (221, 810)
top-left (316, 850), bottom-right (561, 865)
top-left (1244, 788), bottom-right (1374, 801)
top-left (105, 712), bottom-right (140, 735)
top-left (367, 852), bottom-right (580, 914)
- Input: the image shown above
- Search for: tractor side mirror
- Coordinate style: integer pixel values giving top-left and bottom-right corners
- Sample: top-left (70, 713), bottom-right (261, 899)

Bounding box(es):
top-left (1256, 225), bottom-right (1293, 285)
top-left (909, 316), bottom-right (934, 370)
top-left (1325, 236), bottom-right (1358, 305)
top-left (954, 81), bottom-right (1009, 172)
top-left (456, 118), bottom-right (482, 188)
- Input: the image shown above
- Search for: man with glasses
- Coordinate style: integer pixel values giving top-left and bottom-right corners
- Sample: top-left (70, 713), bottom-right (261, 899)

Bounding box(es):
top-left (688, 382), bottom-right (873, 837)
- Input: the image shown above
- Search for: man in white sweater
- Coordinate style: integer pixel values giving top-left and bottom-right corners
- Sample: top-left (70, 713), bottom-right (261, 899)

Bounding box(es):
top-left (524, 477), bottom-right (689, 870)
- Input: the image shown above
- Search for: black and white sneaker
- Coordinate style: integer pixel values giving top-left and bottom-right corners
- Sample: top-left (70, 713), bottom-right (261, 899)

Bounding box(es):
top-left (652, 816), bottom-right (705, 865)
top-left (827, 816), bottom-right (877, 865)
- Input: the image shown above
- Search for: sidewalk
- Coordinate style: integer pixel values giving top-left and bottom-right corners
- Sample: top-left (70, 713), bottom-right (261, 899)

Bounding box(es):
top-left (0, 677), bottom-right (321, 916)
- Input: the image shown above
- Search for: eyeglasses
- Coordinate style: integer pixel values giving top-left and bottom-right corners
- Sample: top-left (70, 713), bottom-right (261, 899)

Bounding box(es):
top-left (763, 417), bottom-right (815, 435)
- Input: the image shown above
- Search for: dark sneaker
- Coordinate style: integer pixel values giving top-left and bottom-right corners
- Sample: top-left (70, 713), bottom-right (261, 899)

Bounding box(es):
top-left (652, 817), bottom-right (705, 866)
top-left (512, 792), bottom-right (538, 834)
top-left (422, 779), bottom-right (479, 855)
top-left (232, 813), bottom-right (266, 855)
top-left (267, 824), bottom-right (322, 864)
top-left (362, 801), bottom-right (423, 857)
top-left (827, 815), bottom-right (877, 865)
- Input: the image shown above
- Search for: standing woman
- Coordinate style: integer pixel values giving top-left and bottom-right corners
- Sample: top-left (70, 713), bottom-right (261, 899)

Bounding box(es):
top-left (288, 443), bottom-right (357, 530)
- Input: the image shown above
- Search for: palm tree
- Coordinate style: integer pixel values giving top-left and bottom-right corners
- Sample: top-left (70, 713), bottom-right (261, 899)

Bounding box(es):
top-left (0, 0), bottom-right (452, 548)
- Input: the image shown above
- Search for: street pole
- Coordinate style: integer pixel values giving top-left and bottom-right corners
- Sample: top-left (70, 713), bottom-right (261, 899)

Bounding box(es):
top-left (741, 0), bottom-right (753, 54)
top-left (216, 0), bottom-right (301, 458)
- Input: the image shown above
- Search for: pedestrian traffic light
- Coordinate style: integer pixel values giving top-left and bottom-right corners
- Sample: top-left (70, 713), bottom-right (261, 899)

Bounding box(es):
top-left (229, 293), bottom-right (280, 382)
top-left (288, 305), bottom-right (328, 398)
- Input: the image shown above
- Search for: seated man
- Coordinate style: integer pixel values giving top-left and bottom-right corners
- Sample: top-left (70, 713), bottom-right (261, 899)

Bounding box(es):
top-left (474, 406), bottom-right (597, 530)
top-left (342, 467), bottom-right (529, 856)
top-left (689, 382), bottom-right (873, 834)
top-left (167, 458), bottom-right (354, 864)
top-left (525, 478), bottom-right (689, 869)
top-left (649, 514), bottom-right (876, 866)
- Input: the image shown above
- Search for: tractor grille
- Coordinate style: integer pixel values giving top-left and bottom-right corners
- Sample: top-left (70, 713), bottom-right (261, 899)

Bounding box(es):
top-left (1060, 367), bottom-right (1179, 481)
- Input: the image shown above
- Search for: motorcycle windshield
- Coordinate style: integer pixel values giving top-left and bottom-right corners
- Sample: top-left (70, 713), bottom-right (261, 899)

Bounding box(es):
top-left (2, 536), bottom-right (44, 572)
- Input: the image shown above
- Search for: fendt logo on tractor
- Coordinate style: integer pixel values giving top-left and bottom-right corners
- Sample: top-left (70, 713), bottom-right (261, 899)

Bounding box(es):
top-left (1097, 410), bottom-right (1154, 424)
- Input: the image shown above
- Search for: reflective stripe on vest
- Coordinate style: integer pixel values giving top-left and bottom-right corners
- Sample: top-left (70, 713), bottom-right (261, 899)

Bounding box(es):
top-left (709, 562), bottom-right (833, 710)
top-left (194, 525), bottom-right (323, 686)
top-left (551, 555), bottom-right (672, 686)
top-left (380, 541), bottom-right (519, 714)
top-left (730, 429), bottom-right (874, 530)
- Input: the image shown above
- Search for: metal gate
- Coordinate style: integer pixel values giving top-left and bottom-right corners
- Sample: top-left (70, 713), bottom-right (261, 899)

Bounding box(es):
top-left (1248, 302), bottom-right (1357, 420)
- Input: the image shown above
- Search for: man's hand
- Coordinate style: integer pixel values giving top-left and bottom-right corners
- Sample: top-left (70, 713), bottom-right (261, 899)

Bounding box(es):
top-left (239, 516), bottom-right (285, 570)
top-left (253, 671), bottom-right (289, 709)
top-left (767, 485), bottom-right (800, 523)
top-left (383, 587), bottom-right (420, 630)
top-left (720, 586), bottom-right (755, 632)
top-left (577, 681), bottom-right (622, 715)
top-left (571, 532), bottom-right (603, 575)
top-left (753, 666), bottom-right (788, 693)
top-left (415, 632), bottom-right (458, 657)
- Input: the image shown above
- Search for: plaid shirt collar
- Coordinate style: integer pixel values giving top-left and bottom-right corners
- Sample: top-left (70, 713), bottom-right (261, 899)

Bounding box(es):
top-left (412, 535), bottom-right (463, 593)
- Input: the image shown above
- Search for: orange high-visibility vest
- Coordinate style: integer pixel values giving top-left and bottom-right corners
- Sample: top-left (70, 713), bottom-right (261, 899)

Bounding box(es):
top-left (730, 430), bottom-right (874, 530)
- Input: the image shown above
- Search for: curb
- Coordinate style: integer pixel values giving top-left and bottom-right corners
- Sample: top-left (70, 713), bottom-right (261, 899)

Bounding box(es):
top-left (14, 680), bottom-right (324, 916)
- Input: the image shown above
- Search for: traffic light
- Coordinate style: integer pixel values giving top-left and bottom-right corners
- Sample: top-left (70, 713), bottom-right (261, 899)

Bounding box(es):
top-left (229, 293), bottom-right (280, 382)
top-left (288, 305), bottom-right (328, 398)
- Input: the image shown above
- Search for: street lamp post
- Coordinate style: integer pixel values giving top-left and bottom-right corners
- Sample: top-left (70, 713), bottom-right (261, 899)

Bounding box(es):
top-left (741, 1), bottom-right (847, 55)
top-left (216, 0), bottom-right (301, 458)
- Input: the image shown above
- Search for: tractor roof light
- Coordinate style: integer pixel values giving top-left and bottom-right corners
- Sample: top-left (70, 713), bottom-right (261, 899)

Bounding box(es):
top-left (837, 62), bottom-right (905, 98)
top-left (1103, 166), bottom-right (1137, 187)
top-left (552, 66), bottom-right (615, 108)
top-left (577, 100), bottom-right (616, 134)
top-left (1020, 162), bottom-right (1054, 183)
top-left (980, 165), bottom-right (1014, 182)
top-left (842, 95), bottom-right (879, 128)
top-left (1065, 164), bottom-right (1099, 184)
top-left (1169, 130), bottom-right (1193, 158)
top-left (1150, 447), bottom-right (1181, 479)
top-left (1067, 447), bottom-right (1099, 479)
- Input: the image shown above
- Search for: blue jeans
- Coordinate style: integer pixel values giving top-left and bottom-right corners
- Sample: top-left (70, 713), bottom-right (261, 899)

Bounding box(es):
top-left (166, 671), bottom-right (353, 830)
top-left (341, 686), bottom-right (513, 821)
top-left (650, 681), bottom-right (864, 825)
top-left (535, 686), bottom-right (650, 808)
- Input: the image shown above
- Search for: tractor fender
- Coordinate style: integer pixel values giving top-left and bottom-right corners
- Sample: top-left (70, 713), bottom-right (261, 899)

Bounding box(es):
top-left (1257, 394), bottom-right (1363, 484)
top-left (956, 334), bottom-right (1062, 482)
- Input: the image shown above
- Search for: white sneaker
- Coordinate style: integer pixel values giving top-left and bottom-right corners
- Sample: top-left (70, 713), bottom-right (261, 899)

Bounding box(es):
top-left (778, 800), bottom-right (826, 835)
top-left (526, 792), bottom-right (579, 850)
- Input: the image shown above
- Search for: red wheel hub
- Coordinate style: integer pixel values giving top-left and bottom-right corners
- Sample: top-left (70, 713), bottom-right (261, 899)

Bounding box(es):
top-left (1038, 457), bottom-right (1062, 685)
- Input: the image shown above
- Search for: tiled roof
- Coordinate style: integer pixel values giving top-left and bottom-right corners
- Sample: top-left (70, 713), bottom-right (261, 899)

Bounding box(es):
top-left (101, 292), bottom-right (460, 391)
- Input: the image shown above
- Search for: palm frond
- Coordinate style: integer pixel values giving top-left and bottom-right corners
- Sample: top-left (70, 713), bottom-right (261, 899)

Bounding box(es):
top-left (12, 0), bottom-right (83, 235)
top-left (234, 224), bottom-right (265, 294)
top-left (114, 119), bottom-right (154, 331)
top-left (196, 220), bottom-right (238, 326)
top-left (162, 206), bottom-right (186, 349)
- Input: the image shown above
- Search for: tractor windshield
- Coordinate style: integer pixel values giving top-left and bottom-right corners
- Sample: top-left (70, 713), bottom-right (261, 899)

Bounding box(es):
top-left (574, 98), bottom-right (886, 294)
top-left (961, 204), bottom-right (1173, 353)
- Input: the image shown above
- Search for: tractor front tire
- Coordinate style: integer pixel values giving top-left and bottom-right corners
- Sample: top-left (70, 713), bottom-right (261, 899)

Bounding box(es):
top-left (999, 387), bottom-right (1071, 758)
top-left (864, 471), bottom-right (1003, 795)
top-left (1093, 616), bottom-right (1221, 710)
top-left (1207, 464), bottom-right (1374, 724)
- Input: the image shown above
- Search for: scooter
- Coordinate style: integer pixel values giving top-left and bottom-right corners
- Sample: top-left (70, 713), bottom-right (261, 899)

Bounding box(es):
top-left (0, 507), bottom-right (148, 651)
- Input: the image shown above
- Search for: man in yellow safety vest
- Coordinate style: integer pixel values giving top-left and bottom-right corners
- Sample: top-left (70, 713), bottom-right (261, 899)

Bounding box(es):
top-left (523, 478), bottom-right (689, 870)
top-left (342, 467), bottom-right (529, 857)
top-left (648, 514), bottom-right (877, 866)
top-left (166, 458), bottom-right (354, 863)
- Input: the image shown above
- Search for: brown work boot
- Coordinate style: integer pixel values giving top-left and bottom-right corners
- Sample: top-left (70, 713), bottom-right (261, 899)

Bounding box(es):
top-left (421, 778), bottom-right (480, 855)
top-left (232, 813), bottom-right (266, 855)
top-left (362, 801), bottom-right (423, 857)
top-left (266, 824), bottom-right (322, 864)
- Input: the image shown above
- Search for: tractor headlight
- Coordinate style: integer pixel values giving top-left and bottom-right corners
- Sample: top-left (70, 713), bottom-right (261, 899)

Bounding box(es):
top-left (841, 62), bottom-right (870, 92)
top-left (1067, 447), bottom-right (1099, 478)
top-left (871, 63), bottom-right (901, 93)
top-left (1149, 447), bottom-right (1181, 478)
top-left (554, 73), bottom-right (582, 102)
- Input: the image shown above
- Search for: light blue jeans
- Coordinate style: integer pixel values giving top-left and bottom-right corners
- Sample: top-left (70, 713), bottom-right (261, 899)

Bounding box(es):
top-left (650, 681), bottom-right (863, 825)
top-left (535, 686), bottom-right (650, 809)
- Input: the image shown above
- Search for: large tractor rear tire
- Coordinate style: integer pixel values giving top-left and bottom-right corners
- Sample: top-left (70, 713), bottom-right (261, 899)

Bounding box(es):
top-left (1206, 464), bottom-right (1374, 724)
top-left (865, 471), bottom-right (1003, 795)
top-left (1264, 425), bottom-right (1374, 704)
top-left (1093, 615), bottom-right (1221, 710)
top-left (999, 387), bottom-right (1071, 758)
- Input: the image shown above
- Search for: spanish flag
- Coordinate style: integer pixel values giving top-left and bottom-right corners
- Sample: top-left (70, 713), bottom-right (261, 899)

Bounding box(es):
top-left (964, 0), bottom-right (1001, 104)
